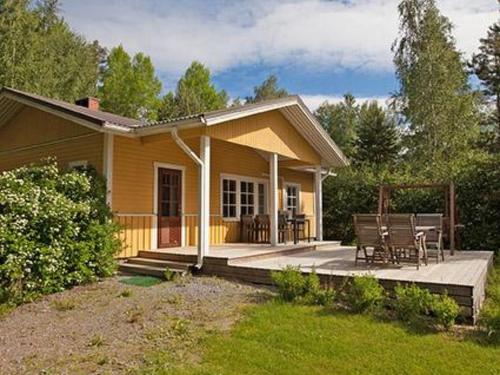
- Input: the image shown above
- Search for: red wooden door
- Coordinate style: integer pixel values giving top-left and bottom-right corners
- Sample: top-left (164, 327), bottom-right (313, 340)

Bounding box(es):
top-left (157, 168), bottom-right (182, 248)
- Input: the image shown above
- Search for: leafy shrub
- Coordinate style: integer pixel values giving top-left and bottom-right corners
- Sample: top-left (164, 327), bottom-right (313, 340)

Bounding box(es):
top-left (271, 266), bottom-right (306, 302)
top-left (164, 267), bottom-right (175, 281)
top-left (393, 283), bottom-right (434, 322)
top-left (345, 275), bottom-right (384, 313)
top-left (394, 284), bottom-right (459, 328)
top-left (0, 160), bottom-right (121, 303)
top-left (431, 294), bottom-right (459, 329)
top-left (271, 266), bottom-right (334, 306)
top-left (479, 263), bottom-right (500, 341)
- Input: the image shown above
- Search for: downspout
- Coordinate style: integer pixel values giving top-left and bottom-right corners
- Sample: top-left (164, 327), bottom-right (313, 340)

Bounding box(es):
top-left (171, 126), bottom-right (205, 269)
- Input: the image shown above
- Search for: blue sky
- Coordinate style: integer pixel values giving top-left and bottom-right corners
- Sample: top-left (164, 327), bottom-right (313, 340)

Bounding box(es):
top-left (61, 0), bottom-right (497, 109)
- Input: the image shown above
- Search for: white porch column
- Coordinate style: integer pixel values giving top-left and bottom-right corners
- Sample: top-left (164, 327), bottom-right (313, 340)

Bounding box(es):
top-left (314, 166), bottom-right (323, 241)
top-left (199, 135), bottom-right (211, 262)
top-left (269, 153), bottom-right (279, 246)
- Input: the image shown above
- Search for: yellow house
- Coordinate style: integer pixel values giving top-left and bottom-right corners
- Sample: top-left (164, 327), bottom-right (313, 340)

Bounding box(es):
top-left (0, 87), bottom-right (347, 265)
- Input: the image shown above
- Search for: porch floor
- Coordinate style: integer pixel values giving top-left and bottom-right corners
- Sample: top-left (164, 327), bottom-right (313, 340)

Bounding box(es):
top-left (143, 242), bottom-right (493, 322)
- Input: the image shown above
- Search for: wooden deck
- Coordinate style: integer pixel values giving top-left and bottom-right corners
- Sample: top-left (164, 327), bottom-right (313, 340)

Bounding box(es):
top-left (139, 242), bottom-right (494, 323)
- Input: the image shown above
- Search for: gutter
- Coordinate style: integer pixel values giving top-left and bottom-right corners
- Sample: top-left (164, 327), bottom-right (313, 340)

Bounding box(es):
top-left (170, 127), bottom-right (204, 269)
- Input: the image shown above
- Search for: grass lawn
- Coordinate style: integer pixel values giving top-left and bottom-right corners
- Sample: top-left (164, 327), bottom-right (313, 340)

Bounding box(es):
top-left (166, 302), bottom-right (500, 375)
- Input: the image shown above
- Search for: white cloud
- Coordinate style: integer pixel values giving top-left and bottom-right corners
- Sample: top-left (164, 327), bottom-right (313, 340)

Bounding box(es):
top-left (62, 0), bottom-right (498, 77)
top-left (301, 94), bottom-right (389, 111)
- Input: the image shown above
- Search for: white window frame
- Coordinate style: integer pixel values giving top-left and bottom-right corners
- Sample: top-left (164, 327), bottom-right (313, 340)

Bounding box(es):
top-left (68, 160), bottom-right (88, 169)
top-left (220, 173), bottom-right (269, 221)
top-left (284, 182), bottom-right (301, 215)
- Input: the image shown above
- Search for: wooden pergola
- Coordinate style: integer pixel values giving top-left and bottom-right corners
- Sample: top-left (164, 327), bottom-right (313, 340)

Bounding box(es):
top-left (378, 182), bottom-right (459, 254)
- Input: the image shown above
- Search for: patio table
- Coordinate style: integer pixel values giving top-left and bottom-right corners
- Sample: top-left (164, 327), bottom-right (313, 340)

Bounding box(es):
top-left (287, 217), bottom-right (311, 245)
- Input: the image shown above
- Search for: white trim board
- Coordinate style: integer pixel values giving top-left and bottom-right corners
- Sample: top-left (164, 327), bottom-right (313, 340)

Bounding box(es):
top-left (152, 162), bottom-right (187, 249)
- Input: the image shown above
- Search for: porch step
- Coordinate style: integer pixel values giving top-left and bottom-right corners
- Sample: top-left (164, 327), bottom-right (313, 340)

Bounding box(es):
top-left (118, 258), bottom-right (194, 278)
top-left (138, 250), bottom-right (198, 263)
top-left (127, 257), bottom-right (192, 271)
top-left (226, 243), bottom-right (317, 265)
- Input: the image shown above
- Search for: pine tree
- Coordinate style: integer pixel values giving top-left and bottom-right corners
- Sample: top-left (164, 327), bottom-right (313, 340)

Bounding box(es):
top-left (99, 45), bottom-right (161, 120)
top-left (314, 93), bottom-right (359, 158)
top-left (393, 0), bottom-right (480, 171)
top-left (245, 75), bottom-right (289, 103)
top-left (355, 101), bottom-right (400, 166)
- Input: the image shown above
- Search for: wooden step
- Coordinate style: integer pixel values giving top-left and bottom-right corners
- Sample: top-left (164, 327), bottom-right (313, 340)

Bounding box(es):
top-left (118, 261), bottom-right (188, 278)
top-left (127, 257), bottom-right (193, 271)
top-left (226, 244), bottom-right (317, 265)
top-left (138, 250), bottom-right (198, 263)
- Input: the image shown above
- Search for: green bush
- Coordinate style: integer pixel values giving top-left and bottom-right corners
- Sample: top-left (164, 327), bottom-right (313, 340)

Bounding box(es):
top-left (393, 283), bottom-right (434, 322)
top-left (394, 284), bottom-right (459, 328)
top-left (271, 266), bottom-right (334, 306)
top-left (345, 275), bottom-right (384, 313)
top-left (431, 294), bottom-right (459, 330)
top-left (479, 263), bottom-right (500, 341)
top-left (0, 160), bottom-right (121, 303)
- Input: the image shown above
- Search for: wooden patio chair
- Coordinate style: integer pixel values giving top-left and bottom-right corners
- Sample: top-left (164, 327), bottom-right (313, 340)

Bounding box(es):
top-left (278, 211), bottom-right (291, 244)
top-left (255, 214), bottom-right (270, 243)
top-left (240, 214), bottom-right (256, 243)
top-left (352, 214), bottom-right (388, 265)
top-left (386, 214), bottom-right (428, 270)
top-left (417, 213), bottom-right (444, 263)
top-left (294, 213), bottom-right (311, 243)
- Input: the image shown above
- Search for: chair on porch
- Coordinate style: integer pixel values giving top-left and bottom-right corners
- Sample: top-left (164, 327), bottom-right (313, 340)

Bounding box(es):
top-left (240, 214), bottom-right (256, 243)
top-left (352, 214), bottom-right (388, 265)
top-left (255, 214), bottom-right (270, 243)
top-left (386, 214), bottom-right (428, 269)
top-left (278, 211), bottom-right (291, 244)
top-left (417, 213), bottom-right (445, 263)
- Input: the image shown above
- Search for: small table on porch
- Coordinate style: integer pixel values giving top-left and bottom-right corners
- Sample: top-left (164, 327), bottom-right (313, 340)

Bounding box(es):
top-left (287, 217), bottom-right (312, 245)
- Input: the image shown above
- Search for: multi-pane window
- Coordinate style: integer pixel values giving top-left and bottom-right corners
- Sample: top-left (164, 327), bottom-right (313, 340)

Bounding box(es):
top-left (221, 176), bottom-right (267, 219)
top-left (286, 184), bottom-right (300, 215)
top-left (222, 178), bottom-right (237, 218)
top-left (240, 181), bottom-right (255, 215)
top-left (258, 183), bottom-right (266, 214)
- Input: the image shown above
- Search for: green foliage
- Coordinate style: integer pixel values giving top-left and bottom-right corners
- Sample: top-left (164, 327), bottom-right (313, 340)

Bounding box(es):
top-left (470, 20), bottom-right (500, 143)
top-left (355, 101), bottom-right (400, 166)
top-left (479, 262), bottom-right (500, 342)
top-left (456, 155), bottom-right (500, 253)
top-left (393, 283), bottom-right (434, 322)
top-left (0, 160), bottom-right (121, 303)
top-left (245, 74), bottom-right (289, 103)
top-left (271, 266), bottom-right (334, 306)
top-left (158, 61), bottom-right (227, 118)
top-left (344, 275), bottom-right (384, 313)
top-left (431, 293), bottom-right (459, 330)
top-left (164, 267), bottom-right (175, 281)
top-left (0, 0), bottom-right (102, 101)
top-left (99, 45), bottom-right (162, 120)
top-left (393, 0), bottom-right (480, 172)
top-left (393, 283), bottom-right (458, 328)
top-left (315, 93), bottom-right (359, 158)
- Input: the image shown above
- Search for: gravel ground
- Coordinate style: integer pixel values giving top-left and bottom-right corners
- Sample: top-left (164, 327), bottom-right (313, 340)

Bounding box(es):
top-left (0, 275), bottom-right (269, 374)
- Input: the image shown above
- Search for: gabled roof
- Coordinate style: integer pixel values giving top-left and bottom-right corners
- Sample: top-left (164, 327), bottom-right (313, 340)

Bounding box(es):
top-left (0, 87), bottom-right (348, 167)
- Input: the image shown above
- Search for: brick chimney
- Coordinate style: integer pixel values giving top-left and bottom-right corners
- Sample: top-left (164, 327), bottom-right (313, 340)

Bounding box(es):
top-left (75, 97), bottom-right (100, 111)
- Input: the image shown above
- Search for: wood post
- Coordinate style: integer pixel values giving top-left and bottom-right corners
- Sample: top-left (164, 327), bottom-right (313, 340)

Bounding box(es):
top-left (269, 153), bottom-right (278, 246)
top-left (450, 182), bottom-right (455, 255)
top-left (314, 166), bottom-right (323, 241)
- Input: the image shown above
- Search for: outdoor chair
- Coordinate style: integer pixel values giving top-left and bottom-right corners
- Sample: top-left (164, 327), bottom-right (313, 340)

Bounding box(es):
top-left (352, 214), bottom-right (389, 265)
top-left (417, 213), bottom-right (445, 263)
top-left (240, 214), bottom-right (256, 243)
top-left (278, 212), bottom-right (291, 244)
top-left (255, 214), bottom-right (270, 243)
top-left (386, 214), bottom-right (428, 269)
top-left (293, 213), bottom-right (311, 243)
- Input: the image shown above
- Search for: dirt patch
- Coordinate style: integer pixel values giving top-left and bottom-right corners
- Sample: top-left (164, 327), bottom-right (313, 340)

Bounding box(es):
top-left (0, 275), bottom-right (270, 374)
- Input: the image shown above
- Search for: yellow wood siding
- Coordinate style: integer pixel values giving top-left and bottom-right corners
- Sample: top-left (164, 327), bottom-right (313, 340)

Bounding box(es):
top-left (206, 110), bottom-right (321, 165)
top-left (0, 107), bottom-right (103, 172)
top-left (113, 133), bottom-right (317, 255)
top-left (115, 215), bottom-right (153, 258)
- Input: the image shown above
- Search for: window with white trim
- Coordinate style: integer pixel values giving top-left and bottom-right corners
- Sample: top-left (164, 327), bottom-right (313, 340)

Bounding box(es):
top-left (240, 181), bottom-right (255, 215)
top-left (286, 184), bottom-right (300, 215)
top-left (221, 175), bottom-right (268, 219)
top-left (222, 178), bottom-right (237, 218)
